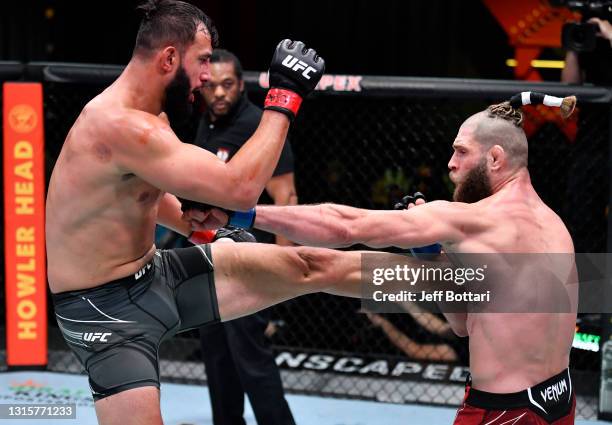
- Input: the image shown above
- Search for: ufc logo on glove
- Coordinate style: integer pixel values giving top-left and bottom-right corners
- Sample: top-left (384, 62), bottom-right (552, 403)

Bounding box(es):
top-left (264, 39), bottom-right (324, 120)
top-left (281, 55), bottom-right (318, 79)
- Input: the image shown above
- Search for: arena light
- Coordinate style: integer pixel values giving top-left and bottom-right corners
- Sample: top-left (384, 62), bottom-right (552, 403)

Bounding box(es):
top-left (572, 331), bottom-right (600, 352)
top-left (506, 59), bottom-right (566, 69)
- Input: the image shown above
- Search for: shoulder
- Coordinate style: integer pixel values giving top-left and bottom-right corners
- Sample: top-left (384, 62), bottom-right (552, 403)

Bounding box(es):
top-left (95, 108), bottom-right (183, 175)
top-left (421, 200), bottom-right (496, 234)
top-left (541, 205), bottom-right (575, 252)
top-left (103, 108), bottom-right (175, 150)
top-left (423, 200), bottom-right (477, 218)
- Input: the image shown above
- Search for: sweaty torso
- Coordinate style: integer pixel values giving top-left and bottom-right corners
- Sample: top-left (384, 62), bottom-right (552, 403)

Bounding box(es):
top-left (446, 183), bottom-right (576, 393)
top-left (46, 93), bottom-right (163, 293)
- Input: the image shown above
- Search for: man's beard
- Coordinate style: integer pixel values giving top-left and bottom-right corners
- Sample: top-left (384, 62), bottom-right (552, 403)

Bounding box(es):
top-left (163, 66), bottom-right (193, 127)
top-left (453, 159), bottom-right (492, 203)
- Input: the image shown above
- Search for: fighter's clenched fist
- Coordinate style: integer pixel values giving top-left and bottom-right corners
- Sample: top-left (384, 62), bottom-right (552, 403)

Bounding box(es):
top-left (264, 39), bottom-right (325, 120)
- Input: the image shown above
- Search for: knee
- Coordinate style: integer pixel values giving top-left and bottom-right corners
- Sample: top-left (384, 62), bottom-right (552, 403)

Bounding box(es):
top-left (279, 246), bottom-right (311, 278)
top-left (288, 246), bottom-right (339, 291)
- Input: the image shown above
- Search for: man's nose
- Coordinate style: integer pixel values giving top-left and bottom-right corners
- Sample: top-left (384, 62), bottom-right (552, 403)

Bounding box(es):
top-left (214, 85), bottom-right (225, 98)
top-left (200, 69), bottom-right (210, 83)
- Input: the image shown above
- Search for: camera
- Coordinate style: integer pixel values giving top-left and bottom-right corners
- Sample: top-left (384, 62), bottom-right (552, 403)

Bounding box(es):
top-left (551, 0), bottom-right (612, 51)
top-left (562, 22), bottom-right (599, 51)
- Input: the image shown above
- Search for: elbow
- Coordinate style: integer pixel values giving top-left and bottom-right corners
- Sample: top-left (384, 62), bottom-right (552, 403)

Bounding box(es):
top-left (231, 188), bottom-right (260, 211)
top-left (234, 178), bottom-right (268, 210)
top-left (321, 205), bottom-right (355, 247)
top-left (331, 220), bottom-right (360, 248)
top-left (225, 168), bottom-right (264, 211)
top-left (341, 225), bottom-right (359, 247)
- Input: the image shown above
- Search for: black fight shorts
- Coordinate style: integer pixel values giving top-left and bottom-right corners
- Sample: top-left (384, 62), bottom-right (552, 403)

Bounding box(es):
top-left (52, 245), bottom-right (220, 401)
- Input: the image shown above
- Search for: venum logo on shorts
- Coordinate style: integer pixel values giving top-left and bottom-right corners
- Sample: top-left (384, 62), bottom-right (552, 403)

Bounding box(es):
top-left (540, 378), bottom-right (568, 403)
top-left (134, 262), bottom-right (152, 280)
top-left (281, 55), bottom-right (317, 80)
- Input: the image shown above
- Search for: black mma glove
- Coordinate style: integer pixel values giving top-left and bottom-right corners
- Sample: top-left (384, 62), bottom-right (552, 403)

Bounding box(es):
top-left (393, 192), bottom-right (442, 257)
top-left (393, 192), bottom-right (426, 210)
top-left (214, 227), bottom-right (257, 243)
top-left (188, 226), bottom-right (256, 245)
top-left (264, 39), bottom-right (325, 121)
top-left (180, 200), bottom-right (256, 229)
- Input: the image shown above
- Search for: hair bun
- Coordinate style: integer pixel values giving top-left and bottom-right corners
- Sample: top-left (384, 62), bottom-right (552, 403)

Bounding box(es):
top-left (508, 92), bottom-right (577, 119)
top-left (487, 101), bottom-right (524, 127)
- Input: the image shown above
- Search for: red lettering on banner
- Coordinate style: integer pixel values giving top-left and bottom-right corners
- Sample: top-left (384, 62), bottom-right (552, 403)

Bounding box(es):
top-left (260, 72), bottom-right (363, 92)
top-left (259, 72), bottom-right (269, 89)
top-left (333, 76), bottom-right (348, 91)
top-left (346, 76), bottom-right (362, 92)
top-left (317, 75), bottom-right (334, 91)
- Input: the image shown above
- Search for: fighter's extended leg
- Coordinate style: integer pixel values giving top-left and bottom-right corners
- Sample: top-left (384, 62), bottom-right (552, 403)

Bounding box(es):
top-left (209, 243), bottom-right (368, 321)
top-left (94, 387), bottom-right (163, 425)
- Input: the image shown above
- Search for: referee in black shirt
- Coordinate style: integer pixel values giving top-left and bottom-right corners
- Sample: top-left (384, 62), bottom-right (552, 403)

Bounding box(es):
top-left (195, 49), bottom-right (296, 425)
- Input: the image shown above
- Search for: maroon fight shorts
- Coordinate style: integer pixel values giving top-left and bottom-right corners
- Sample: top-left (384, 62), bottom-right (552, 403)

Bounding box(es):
top-left (454, 369), bottom-right (575, 425)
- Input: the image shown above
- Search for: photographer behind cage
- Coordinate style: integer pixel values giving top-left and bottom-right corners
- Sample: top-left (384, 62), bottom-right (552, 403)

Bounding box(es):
top-left (560, 14), bottom-right (611, 255)
top-left (562, 17), bottom-right (612, 85)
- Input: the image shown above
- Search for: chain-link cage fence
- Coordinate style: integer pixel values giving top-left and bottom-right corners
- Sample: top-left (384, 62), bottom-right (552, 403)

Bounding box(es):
top-left (0, 64), bottom-right (611, 420)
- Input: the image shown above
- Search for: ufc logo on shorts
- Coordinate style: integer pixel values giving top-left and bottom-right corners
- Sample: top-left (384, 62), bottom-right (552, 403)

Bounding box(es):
top-left (134, 263), bottom-right (152, 280)
top-left (83, 332), bottom-right (112, 342)
top-left (282, 55), bottom-right (317, 80)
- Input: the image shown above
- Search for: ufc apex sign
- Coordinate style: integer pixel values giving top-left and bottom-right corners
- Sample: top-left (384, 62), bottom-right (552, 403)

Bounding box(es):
top-left (282, 55), bottom-right (317, 80)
